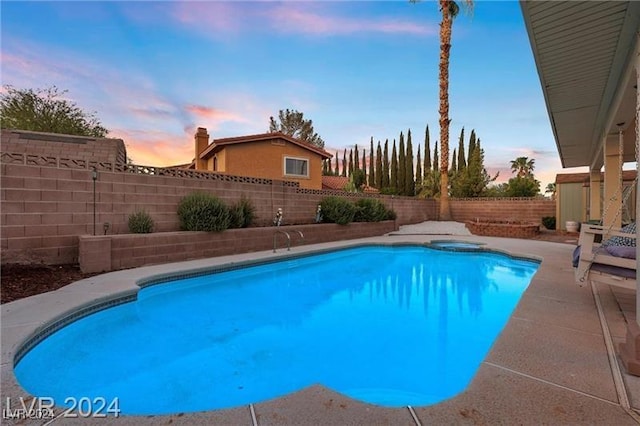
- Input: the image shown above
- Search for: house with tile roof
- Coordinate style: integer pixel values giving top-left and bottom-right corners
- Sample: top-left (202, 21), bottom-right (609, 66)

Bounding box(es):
top-left (190, 127), bottom-right (332, 190)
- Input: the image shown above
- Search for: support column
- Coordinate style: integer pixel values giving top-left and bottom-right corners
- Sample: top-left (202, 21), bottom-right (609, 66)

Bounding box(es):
top-left (602, 134), bottom-right (623, 229)
top-left (619, 39), bottom-right (640, 376)
top-left (589, 169), bottom-right (602, 222)
top-left (636, 45), bottom-right (640, 324)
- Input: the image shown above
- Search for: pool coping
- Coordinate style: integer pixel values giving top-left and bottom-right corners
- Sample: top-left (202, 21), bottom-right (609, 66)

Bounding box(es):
top-left (2, 233), bottom-right (640, 425)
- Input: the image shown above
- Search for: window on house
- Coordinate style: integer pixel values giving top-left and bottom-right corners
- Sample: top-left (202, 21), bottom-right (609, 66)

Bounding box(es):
top-left (284, 157), bottom-right (309, 177)
top-left (213, 156), bottom-right (218, 171)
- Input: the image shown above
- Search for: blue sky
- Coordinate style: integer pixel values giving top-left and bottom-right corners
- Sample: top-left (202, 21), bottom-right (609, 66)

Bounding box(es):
top-left (1, 0), bottom-right (587, 190)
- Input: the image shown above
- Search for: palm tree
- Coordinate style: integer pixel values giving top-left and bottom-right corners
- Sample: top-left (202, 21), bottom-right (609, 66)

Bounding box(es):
top-left (436, 0), bottom-right (473, 220)
top-left (545, 182), bottom-right (556, 199)
top-left (510, 157), bottom-right (535, 178)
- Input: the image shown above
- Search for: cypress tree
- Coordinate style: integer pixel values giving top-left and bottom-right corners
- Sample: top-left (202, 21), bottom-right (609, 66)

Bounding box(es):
top-left (368, 137), bottom-right (375, 187)
top-left (341, 149), bottom-right (347, 177)
top-left (433, 140), bottom-right (439, 173)
top-left (398, 132), bottom-right (406, 195)
top-left (348, 149), bottom-right (354, 177)
top-left (375, 141), bottom-right (383, 189)
top-left (449, 147), bottom-right (457, 197)
top-left (468, 129), bottom-right (477, 167)
top-left (354, 144), bottom-right (360, 171)
top-left (457, 127), bottom-right (466, 172)
top-left (416, 146), bottom-right (423, 188)
top-left (451, 148), bottom-right (457, 173)
top-left (405, 129), bottom-right (415, 196)
top-left (391, 139), bottom-right (398, 192)
top-left (382, 139), bottom-right (390, 188)
top-left (361, 149), bottom-right (367, 185)
top-left (322, 159), bottom-right (328, 175)
top-left (335, 151), bottom-right (340, 176)
top-left (466, 138), bottom-right (482, 197)
top-left (424, 126), bottom-right (431, 181)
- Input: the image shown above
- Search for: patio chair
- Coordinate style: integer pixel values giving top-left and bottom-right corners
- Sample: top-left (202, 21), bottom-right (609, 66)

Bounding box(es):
top-left (574, 223), bottom-right (637, 291)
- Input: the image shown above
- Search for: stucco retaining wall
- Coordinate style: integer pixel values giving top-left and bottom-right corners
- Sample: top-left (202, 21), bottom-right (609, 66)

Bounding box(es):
top-left (79, 221), bottom-right (397, 273)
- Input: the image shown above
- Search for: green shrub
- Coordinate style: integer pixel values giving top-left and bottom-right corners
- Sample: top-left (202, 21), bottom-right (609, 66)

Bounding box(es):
top-left (177, 192), bottom-right (230, 232)
top-left (320, 196), bottom-right (357, 225)
top-left (542, 216), bottom-right (556, 230)
top-left (354, 198), bottom-right (389, 222)
top-left (385, 209), bottom-right (397, 220)
top-left (128, 210), bottom-right (154, 233)
top-left (229, 197), bottom-right (256, 229)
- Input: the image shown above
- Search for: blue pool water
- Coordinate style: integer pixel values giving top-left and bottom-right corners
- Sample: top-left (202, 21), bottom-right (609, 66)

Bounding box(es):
top-left (15, 245), bottom-right (538, 415)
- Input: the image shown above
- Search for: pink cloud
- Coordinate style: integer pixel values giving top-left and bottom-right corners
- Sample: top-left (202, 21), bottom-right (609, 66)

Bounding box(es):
top-left (168, 2), bottom-right (433, 38)
top-left (185, 104), bottom-right (243, 122)
top-left (171, 2), bottom-right (244, 34)
top-left (110, 128), bottom-right (194, 167)
top-left (268, 5), bottom-right (434, 36)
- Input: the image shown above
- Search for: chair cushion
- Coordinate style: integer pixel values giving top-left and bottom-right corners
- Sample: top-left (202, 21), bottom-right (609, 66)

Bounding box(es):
top-left (572, 245), bottom-right (581, 268)
top-left (604, 222), bottom-right (636, 248)
top-left (605, 244), bottom-right (636, 259)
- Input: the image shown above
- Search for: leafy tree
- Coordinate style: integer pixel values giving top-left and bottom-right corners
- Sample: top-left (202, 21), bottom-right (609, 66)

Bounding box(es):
top-left (0, 85), bottom-right (108, 137)
top-left (506, 176), bottom-right (540, 197)
top-left (382, 139), bottom-right (390, 188)
top-left (351, 168), bottom-right (366, 192)
top-left (375, 141), bottom-right (383, 189)
top-left (368, 138), bottom-right (375, 187)
top-left (454, 138), bottom-right (498, 197)
top-left (391, 139), bottom-right (399, 193)
top-left (405, 129), bottom-right (415, 196)
top-left (484, 183), bottom-right (509, 197)
top-left (418, 138), bottom-right (441, 198)
top-left (269, 108), bottom-right (325, 148)
top-left (510, 156), bottom-right (535, 178)
top-left (398, 132), bottom-right (406, 195)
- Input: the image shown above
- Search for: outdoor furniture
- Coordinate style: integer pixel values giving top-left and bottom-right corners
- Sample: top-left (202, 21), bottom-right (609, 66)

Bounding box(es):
top-left (574, 223), bottom-right (637, 291)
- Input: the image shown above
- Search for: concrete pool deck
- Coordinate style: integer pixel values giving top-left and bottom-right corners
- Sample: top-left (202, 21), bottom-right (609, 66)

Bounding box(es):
top-left (2, 225), bottom-right (640, 425)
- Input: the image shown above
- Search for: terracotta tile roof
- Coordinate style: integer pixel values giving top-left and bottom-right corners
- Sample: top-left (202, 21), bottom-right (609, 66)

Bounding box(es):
top-left (321, 175), bottom-right (379, 193)
top-left (322, 176), bottom-right (350, 190)
top-left (199, 132), bottom-right (332, 160)
top-left (555, 170), bottom-right (637, 184)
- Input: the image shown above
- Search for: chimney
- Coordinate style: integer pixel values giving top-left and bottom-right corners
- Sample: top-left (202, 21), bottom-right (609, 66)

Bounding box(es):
top-left (194, 127), bottom-right (209, 170)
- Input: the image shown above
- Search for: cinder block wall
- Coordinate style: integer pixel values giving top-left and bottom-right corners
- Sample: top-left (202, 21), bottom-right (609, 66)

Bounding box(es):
top-left (1, 160), bottom-right (436, 265)
top-left (448, 198), bottom-right (555, 223)
top-left (2, 129), bottom-right (127, 164)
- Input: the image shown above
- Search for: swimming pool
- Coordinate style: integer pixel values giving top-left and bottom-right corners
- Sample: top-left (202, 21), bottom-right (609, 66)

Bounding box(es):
top-left (15, 245), bottom-right (539, 415)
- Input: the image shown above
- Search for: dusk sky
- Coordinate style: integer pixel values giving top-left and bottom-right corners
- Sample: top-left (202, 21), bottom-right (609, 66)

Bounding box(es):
top-left (1, 0), bottom-right (590, 191)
